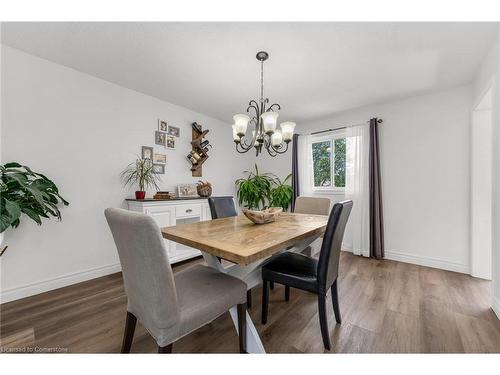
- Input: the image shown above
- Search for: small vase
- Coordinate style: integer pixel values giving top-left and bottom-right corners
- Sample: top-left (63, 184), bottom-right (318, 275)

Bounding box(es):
top-left (135, 191), bottom-right (146, 199)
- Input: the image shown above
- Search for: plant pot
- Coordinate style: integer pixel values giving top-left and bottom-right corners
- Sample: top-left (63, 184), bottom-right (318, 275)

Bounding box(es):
top-left (135, 191), bottom-right (146, 199)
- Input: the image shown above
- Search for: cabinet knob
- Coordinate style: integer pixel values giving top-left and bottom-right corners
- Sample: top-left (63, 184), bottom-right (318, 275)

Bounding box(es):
top-left (186, 208), bottom-right (193, 213)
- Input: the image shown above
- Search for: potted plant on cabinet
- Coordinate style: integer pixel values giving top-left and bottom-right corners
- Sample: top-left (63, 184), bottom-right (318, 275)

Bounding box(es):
top-left (121, 158), bottom-right (161, 199)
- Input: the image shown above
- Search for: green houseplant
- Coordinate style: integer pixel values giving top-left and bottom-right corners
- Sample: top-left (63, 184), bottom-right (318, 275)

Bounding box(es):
top-left (269, 173), bottom-right (293, 211)
top-left (121, 158), bottom-right (161, 199)
top-left (235, 164), bottom-right (273, 210)
top-left (235, 165), bottom-right (293, 211)
top-left (0, 162), bottom-right (69, 234)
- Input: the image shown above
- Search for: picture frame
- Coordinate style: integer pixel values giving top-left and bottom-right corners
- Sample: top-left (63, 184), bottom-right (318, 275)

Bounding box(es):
top-left (155, 131), bottom-right (166, 146)
top-left (153, 153), bottom-right (167, 164)
top-left (177, 183), bottom-right (198, 198)
top-left (158, 119), bottom-right (168, 132)
top-left (166, 135), bottom-right (176, 149)
top-left (167, 125), bottom-right (180, 137)
top-left (141, 146), bottom-right (154, 160)
top-left (152, 164), bottom-right (165, 174)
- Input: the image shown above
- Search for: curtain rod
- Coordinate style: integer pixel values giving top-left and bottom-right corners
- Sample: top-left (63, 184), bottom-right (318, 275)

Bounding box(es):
top-left (309, 118), bottom-right (383, 135)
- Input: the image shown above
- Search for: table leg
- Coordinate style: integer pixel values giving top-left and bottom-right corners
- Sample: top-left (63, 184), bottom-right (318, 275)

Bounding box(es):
top-left (201, 234), bottom-right (319, 354)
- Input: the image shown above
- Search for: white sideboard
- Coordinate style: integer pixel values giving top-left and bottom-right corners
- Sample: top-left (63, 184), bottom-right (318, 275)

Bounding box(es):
top-left (126, 198), bottom-right (217, 264)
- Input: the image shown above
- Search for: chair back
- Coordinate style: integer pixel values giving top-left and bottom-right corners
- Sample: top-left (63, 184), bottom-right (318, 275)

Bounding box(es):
top-left (208, 197), bottom-right (237, 219)
top-left (294, 196), bottom-right (331, 215)
top-left (317, 200), bottom-right (353, 293)
top-left (104, 208), bottom-right (180, 333)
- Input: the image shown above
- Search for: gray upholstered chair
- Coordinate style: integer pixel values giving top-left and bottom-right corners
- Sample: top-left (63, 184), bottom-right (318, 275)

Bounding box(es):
top-left (104, 208), bottom-right (247, 353)
top-left (294, 196), bottom-right (331, 216)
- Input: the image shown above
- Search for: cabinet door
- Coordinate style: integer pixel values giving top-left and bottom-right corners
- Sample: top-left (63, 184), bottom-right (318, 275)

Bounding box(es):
top-left (144, 206), bottom-right (175, 256)
top-left (202, 203), bottom-right (212, 221)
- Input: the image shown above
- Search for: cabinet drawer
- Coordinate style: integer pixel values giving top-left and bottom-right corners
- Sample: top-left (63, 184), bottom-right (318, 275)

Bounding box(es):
top-left (175, 204), bottom-right (201, 218)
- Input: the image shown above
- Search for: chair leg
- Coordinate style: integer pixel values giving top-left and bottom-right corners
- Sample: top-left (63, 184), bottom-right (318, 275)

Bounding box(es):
top-left (262, 280), bottom-right (269, 324)
top-left (270, 281), bottom-right (274, 290)
top-left (158, 344), bottom-right (173, 353)
top-left (237, 303), bottom-right (247, 353)
top-left (285, 285), bottom-right (290, 302)
top-left (247, 289), bottom-right (252, 309)
top-left (121, 311), bottom-right (137, 353)
top-left (331, 279), bottom-right (342, 324)
top-left (318, 295), bottom-right (331, 350)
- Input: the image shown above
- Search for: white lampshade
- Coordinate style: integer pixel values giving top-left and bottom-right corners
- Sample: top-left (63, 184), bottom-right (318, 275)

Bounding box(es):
top-left (261, 111), bottom-right (279, 133)
top-left (233, 114), bottom-right (250, 136)
top-left (232, 124), bottom-right (239, 141)
top-left (271, 130), bottom-right (283, 146)
top-left (280, 121), bottom-right (296, 141)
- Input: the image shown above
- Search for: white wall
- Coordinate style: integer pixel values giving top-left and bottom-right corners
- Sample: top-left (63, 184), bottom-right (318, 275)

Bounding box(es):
top-left (472, 32), bottom-right (500, 318)
top-left (299, 86), bottom-right (472, 273)
top-left (0, 46), bottom-right (248, 302)
top-left (470, 105), bottom-right (492, 279)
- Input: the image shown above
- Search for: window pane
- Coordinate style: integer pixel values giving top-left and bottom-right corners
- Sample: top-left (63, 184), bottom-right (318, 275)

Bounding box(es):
top-left (334, 138), bottom-right (346, 187)
top-left (312, 141), bottom-right (332, 187)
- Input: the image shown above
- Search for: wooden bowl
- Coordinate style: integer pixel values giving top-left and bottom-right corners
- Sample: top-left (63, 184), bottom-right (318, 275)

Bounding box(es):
top-left (242, 207), bottom-right (283, 224)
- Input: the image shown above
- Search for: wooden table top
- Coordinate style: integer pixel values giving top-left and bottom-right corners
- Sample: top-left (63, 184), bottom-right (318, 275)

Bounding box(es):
top-left (162, 213), bottom-right (329, 265)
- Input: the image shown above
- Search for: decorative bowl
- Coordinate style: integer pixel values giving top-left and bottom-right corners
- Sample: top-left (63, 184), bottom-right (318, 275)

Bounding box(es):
top-left (242, 207), bottom-right (283, 224)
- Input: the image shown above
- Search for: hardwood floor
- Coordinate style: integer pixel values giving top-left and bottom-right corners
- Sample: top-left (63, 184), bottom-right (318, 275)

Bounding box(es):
top-left (1, 252), bottom-right (499, 353)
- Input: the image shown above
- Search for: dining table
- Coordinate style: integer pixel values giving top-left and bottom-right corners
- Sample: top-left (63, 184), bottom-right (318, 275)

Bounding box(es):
top-left (162, 212), bottom-right (329, 353)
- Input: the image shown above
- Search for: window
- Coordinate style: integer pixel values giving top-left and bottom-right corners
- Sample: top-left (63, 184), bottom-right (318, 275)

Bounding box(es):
top-left (311, 132), bottom-right (346, 191)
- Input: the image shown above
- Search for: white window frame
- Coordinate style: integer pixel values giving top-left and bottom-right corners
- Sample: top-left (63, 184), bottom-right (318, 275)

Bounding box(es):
top-left (310, 129), bottom-right (346, 194)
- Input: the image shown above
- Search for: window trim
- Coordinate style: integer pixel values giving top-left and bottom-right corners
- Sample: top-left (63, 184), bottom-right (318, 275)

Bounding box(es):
top-left (310, 129), bottom-right (346, 193)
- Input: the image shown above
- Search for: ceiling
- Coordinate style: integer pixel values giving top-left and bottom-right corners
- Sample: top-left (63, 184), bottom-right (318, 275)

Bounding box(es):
top-left (2, 22), bottom-right (498, 124)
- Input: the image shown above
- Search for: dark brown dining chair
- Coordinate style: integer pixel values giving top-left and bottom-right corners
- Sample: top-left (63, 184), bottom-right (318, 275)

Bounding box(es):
top-left (105, 208), bottom-right (247, 353)
top-left (261, 200), bottom-right (353, 350)
top-left (208, 197), bottom-right (255, 308)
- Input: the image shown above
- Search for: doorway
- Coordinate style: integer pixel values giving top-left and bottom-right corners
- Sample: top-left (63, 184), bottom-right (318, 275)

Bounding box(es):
top-left (471, 87), bottom-right (493, 280)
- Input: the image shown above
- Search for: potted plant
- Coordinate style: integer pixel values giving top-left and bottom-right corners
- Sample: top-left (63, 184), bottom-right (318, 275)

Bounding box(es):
top-left (0, 162), bottom-right (69, 237)
top-left (121, 158), bottom-right (161, 199)
top-left (235, 164), bottom-right (273, 210)
top-left (269, 173), bottom-right (293, 211)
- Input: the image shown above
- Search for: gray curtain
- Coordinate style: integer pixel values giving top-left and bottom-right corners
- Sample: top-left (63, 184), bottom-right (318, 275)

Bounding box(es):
top-left (369, 118), bottom-right (384, 259)
top-left (291, 134), bottom-right (300, 212)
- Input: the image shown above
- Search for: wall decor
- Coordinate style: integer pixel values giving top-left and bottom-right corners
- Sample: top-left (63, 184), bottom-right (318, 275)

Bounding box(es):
top-left (141, 146), bottom-right (154, 160)
top-left (155, 131), bottom-right (166, 146)
top-left (153, 153), bottom-right (167, 164)
top-left (166, 135), bottom-right (176, 149)
top-left (152, 164), bottom-right (165, 174)
top-left (178, 183), bottom-right (198, 198)
top-left (158, 119), bottom-right (168, 132)
top-left (190, 122), bottom-right (210, 177)
top-left (167, 125), bottom-right (180, 137)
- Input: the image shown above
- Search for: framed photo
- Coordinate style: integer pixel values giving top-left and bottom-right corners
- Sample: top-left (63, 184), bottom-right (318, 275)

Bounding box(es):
top-left (152, 164), bottom-right (165, 174)
top-left (155, 131), bottom-right (166, 146)
top-left (178, 183), bottom-right (198, 198)
top-left (167, 125), bottom-right (180, 137)
top-left (158, 119), bottom-right (168, 132)
top-left (166, 135), bottom-right (176, 150)
top-left (141, 146), bottom-right (154, 160)
top-left (153, 153), bottom-right (167, 164)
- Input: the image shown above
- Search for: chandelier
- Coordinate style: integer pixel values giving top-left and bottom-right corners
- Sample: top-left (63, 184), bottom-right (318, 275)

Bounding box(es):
top-left (232, 51), bottom-right (295, 157)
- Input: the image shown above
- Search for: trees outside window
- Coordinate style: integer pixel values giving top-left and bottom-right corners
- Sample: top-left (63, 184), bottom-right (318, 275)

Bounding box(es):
top-left (311, 134), bottom-right (346, 190)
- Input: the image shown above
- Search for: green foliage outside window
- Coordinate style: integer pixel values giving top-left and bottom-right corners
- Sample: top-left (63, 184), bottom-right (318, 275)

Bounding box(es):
top-left (312, 137), bottom-right (346, 189)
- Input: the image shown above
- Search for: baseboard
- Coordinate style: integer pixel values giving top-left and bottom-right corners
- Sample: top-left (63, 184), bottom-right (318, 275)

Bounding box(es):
top-left (384, 250), bottom-right (469, 274)
top-left (0, 263), bottom-right (121, 304)
top-left (492, 297), bottom-right (500, 320)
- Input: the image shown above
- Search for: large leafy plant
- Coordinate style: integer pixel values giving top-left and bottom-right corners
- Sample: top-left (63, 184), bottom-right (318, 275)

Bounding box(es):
top-left (235, 164), bottom-right (293, 211)
top-left (121, 158), bottom-right (161, 192)
top-left (269, 173), bottom-right (293, 211)
top-left (0, 162), bottom-right (69, 233)
top-left (235, 164), bottom-right (273, 210)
